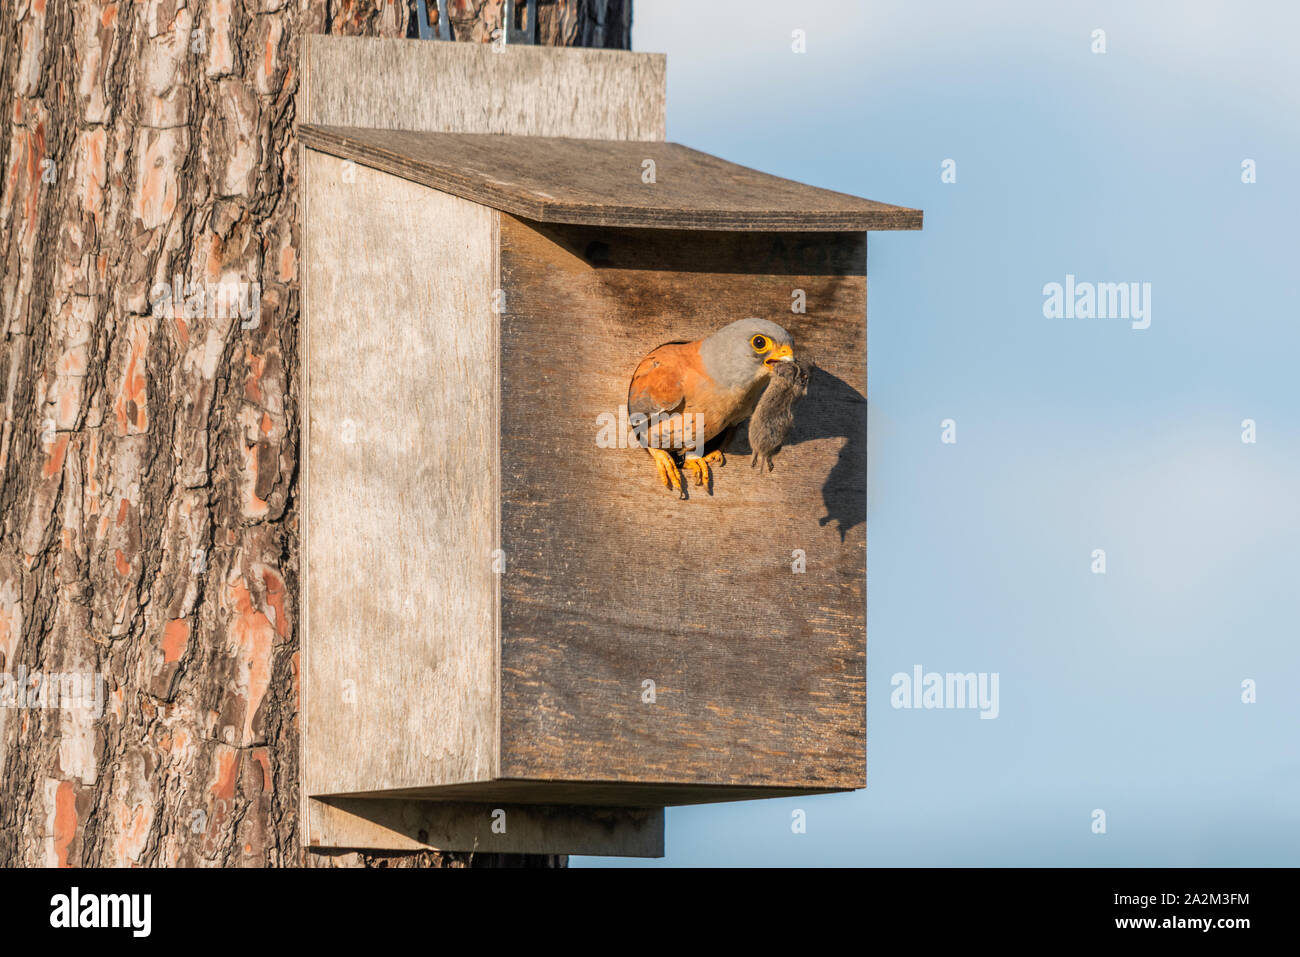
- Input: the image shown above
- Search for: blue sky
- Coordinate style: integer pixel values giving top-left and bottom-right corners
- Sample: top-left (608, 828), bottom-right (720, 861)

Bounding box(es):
top-left (579, 0), bottom-right (1299, 866)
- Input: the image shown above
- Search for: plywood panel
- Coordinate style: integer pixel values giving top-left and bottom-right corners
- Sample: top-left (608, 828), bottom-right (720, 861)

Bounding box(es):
top-left (309, 799), bottom-right (664, 857)
top-left (329, 779), bottom-right (848, 808)
top-left (496, 218), bottom-right (868, 791)
top-left (302, 152), bottom-right (499, 797)
top-left (302, 36), bottom-right (666, 140)
top-left (299, 125), bottom-right (923, 231)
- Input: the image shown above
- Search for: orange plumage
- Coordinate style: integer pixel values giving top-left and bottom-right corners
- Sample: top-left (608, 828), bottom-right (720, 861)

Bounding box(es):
top-left (626, 318), bottom-right (796, 497)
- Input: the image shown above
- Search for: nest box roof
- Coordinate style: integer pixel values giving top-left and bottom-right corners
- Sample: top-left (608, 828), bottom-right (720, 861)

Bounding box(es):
top-left (299, 124), bottom-right (923, 232)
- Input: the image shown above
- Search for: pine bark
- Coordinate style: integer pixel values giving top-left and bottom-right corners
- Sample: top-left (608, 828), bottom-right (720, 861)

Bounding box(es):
top-left (0, 0), bottom-right (629, 868)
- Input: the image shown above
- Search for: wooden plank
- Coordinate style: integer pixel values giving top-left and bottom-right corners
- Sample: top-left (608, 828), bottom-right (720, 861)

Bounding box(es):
top-left (301, 31), bottom-right (681, 852)
top-left (302, 36), bottom-right (665, 140)
top-left (319, 780), bottom-right (849, 808)
top-left (301, 152), bottom-right (500, 798)
top-left (300, 31), bottom-right (676, 855)
top-left (299, 125), bottom-right (924, 232)
top-left (308, 798), bottom-right (664, 857)
top-left (495, 218), bottom-right (868, 791)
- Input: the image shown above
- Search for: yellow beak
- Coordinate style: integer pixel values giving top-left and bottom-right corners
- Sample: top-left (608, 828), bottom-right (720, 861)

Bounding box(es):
top-left (765, 343), bottom-right (794, 367)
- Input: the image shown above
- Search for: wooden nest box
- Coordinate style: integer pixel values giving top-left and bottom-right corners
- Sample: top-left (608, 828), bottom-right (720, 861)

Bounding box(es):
top-left (299, 37), bottom-right (921, 858)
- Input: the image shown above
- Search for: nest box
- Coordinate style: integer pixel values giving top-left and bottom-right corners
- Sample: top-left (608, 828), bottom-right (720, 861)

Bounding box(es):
top-left (299, 37), bottom-right (921, 858)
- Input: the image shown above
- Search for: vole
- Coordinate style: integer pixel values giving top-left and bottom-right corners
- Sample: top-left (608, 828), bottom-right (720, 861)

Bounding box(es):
top-left (749, 356), bottom-right (811, 472)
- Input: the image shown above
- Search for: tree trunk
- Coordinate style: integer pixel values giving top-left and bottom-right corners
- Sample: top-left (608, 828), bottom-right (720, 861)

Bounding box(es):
top-left (0, 0), bottom-right (629, 868)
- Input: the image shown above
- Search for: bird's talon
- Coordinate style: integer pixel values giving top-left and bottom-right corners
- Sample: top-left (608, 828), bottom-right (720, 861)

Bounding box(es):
top-left (684, 457), bottom-right (710, 488)
top-left (648, 448), bottom-right (683, 495)
top-left (704, 449), bottom-right (725, 468)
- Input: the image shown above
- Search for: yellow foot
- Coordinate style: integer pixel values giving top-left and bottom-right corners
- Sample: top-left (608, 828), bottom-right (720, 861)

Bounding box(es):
top-left (683, 456), bottom-right (712, 488)
top-left (703, 449), bottom-right (725, 468)
top-left (648, 447), bottom-right (685, 498)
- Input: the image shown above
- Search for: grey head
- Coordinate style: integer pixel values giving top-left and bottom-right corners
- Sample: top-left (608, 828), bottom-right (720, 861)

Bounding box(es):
top-left (698, 318), bottom-right (795, 391)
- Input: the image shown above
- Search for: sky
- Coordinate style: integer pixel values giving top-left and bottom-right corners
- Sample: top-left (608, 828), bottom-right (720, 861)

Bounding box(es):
top-left (578, 0), bottom-right (1300, 866)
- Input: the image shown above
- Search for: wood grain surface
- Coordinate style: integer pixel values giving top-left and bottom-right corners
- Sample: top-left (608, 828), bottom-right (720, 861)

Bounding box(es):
top-left (302, 35), bottom-right (665, 140)
top-left (302, 153), bottom-right (500, 797)
top-left (496, 218), bottom-right (869, 794)
top-left (298, 125), bottom-right (923, 231)
top-left (300, 36), bottom-right (679, 845)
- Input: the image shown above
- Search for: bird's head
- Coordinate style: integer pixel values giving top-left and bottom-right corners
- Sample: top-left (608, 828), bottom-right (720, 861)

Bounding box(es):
top-left (699, 317), bottom-right (795, 388)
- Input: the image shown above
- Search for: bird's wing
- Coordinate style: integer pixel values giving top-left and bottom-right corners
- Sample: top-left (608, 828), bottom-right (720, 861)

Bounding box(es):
top-left (627, 343), bottom-right (689, 449)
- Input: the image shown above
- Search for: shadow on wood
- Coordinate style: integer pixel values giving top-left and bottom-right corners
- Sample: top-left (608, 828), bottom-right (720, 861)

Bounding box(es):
top-left (308, 797), bottom-right (664, 858)
top-left (729, 365), bottom-right (867, 542)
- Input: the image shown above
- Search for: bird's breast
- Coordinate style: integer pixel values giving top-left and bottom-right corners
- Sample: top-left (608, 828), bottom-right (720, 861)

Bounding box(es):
top-left (683, 375), bottom-right (766, 441)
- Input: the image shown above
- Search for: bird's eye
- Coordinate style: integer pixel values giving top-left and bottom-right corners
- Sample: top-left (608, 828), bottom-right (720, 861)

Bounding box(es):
top-left (750, 335), bottom-right (769, 352)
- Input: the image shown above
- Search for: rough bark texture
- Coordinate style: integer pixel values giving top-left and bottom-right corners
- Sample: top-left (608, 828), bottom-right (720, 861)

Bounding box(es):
top-left (0, 0), bottom-right (628, 868)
